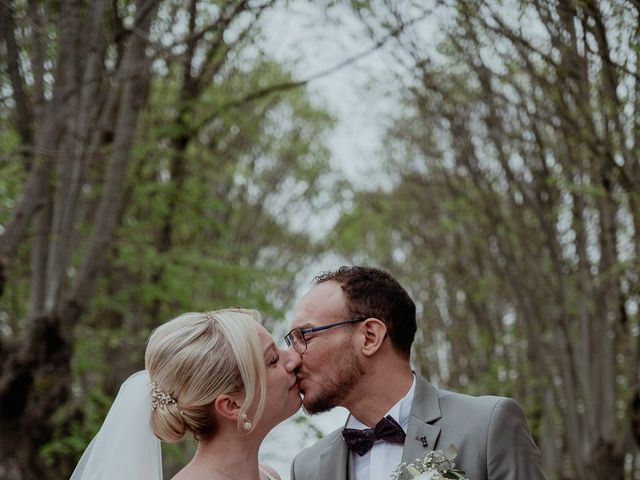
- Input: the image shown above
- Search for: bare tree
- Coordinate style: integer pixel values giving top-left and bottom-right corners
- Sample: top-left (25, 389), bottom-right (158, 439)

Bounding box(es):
top-left (337, 1), bottom-right (640, 478)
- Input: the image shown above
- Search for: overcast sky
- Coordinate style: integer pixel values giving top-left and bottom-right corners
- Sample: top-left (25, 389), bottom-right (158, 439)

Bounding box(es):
top-left (253, 2), bottom-right (446, 475)
top-left (257, 3), bottom-right (388, 476)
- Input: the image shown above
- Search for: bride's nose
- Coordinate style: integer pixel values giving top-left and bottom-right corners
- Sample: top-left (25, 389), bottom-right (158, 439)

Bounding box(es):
top-left (283, 348), bottom-right (302, 372)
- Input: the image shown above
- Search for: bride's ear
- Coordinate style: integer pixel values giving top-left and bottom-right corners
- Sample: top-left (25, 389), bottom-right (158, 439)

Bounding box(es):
top-left (213, 394), bottom-right (243, 422)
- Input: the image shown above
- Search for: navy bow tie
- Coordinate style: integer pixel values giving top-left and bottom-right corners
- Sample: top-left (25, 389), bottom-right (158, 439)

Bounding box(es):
top-left (342, 415), bottom-right (406, 456)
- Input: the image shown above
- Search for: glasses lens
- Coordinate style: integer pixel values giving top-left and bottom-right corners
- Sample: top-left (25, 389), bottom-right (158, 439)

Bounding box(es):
top-left (292, 329), bottom-right (306, 353)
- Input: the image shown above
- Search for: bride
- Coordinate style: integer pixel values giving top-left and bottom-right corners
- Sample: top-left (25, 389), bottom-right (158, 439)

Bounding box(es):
top-left (71, 308), bottom-right (302, 480)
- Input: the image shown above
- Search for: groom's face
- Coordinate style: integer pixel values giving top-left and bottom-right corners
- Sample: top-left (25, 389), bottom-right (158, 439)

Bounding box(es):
top-left (290, 281), bottom-right (364, 414)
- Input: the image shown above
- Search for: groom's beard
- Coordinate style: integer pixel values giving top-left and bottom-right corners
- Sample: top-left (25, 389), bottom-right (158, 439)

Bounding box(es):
top-left (302, 341), bottom-right (364, 415)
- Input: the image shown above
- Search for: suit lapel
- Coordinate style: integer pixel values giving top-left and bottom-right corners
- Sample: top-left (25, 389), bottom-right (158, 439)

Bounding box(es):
top-left (402, 421), bottom-right (441, 463)
top-left (317, 375), bottom-right (442, 480)
top-left (318, 432), bottom-right (350, 480)
top-left (399, 375), bottom-right (442, 479)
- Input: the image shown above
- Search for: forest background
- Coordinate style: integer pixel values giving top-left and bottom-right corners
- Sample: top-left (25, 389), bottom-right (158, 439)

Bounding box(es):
top-left (1, 0), bottom-right (639, 479)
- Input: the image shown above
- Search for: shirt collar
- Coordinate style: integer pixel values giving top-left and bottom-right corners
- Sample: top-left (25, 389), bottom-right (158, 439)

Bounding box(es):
top-left (346, 373), bottom-right (416, 431)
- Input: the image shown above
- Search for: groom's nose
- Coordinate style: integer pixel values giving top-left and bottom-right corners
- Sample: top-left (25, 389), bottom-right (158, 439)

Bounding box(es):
top-left (283, 348), bottom-right (302, 372)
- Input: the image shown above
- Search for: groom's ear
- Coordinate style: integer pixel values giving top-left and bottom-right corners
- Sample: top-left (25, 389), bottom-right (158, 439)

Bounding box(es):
top-left (213, 393), bottom-right (243, 422)
top-left (360, 318), bottom-right (387, 357)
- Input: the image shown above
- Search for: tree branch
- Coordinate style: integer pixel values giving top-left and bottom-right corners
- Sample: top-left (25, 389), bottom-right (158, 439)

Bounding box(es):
top-left (0, 0), bottom-right (33, 145)
top-left (195, 12), bottom-right (427, 132)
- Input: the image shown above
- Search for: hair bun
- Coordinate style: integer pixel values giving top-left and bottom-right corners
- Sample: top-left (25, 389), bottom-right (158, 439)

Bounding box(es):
top-left (150, 402), bottom-right (187, 443)
top-left (145, 310), bottom-right (265, 442)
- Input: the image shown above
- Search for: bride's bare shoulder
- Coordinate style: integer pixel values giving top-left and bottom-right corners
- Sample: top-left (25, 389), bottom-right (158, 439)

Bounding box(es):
top-left (171, 465), bottom-right (209, 480)
top-left (171, 463), bottom-right (280, 480)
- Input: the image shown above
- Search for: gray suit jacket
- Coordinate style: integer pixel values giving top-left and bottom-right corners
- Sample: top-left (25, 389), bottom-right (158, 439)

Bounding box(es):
top-left (291, 375), bottom-right (547, 480)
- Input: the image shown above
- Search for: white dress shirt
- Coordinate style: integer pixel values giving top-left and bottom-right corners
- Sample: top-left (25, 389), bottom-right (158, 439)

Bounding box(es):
top-left (345, 375), bottom-right (416, 480)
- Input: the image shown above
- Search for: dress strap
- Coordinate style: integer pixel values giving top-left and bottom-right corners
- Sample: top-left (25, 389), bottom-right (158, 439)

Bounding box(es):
top-left (259, 465), bottom-right (277, 480)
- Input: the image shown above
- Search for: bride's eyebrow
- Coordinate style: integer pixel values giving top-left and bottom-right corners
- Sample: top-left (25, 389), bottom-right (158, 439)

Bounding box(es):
top-left (263, 342), bottom-right (276, 356)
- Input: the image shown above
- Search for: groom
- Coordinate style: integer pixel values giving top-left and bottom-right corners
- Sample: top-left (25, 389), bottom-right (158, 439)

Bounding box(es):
top-left (286, 266), bottom-right (547, 480)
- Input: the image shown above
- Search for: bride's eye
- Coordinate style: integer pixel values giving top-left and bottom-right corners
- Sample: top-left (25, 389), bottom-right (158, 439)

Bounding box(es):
top-left (269, 354), bottom-right (279, 366)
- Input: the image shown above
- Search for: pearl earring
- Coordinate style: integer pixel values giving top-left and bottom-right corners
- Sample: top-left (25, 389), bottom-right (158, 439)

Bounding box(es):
top-left (241, 414), bottom-right (253, 431)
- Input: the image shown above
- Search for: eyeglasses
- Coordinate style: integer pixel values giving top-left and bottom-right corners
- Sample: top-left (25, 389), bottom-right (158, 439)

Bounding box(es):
top-left (284, 318), bottom-right (366, 354)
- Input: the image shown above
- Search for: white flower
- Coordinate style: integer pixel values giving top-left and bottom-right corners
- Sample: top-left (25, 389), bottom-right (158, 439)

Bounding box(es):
top-left (413, 470), bottom-right (444, 480)
top-left (390, 445), bottom-right (468, 480)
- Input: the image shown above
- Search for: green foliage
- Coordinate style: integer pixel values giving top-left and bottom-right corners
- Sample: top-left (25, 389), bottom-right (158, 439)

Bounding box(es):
top-left (0, 126), bottom-right (25, 221)
top-left (37, 31), bottom-right (335, 477)
top-left (292, 414), bottom-right (325, 440)
top-left (41, 389), bottom-right (113, 467)
top-left (1, 2), bottom-right (338, 475)
top-left (100, 56), bottom-right (336, 325)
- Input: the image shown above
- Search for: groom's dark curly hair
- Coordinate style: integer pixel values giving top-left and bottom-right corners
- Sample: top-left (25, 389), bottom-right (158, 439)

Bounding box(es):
top-left (313, 266), bottom-right (416, 358)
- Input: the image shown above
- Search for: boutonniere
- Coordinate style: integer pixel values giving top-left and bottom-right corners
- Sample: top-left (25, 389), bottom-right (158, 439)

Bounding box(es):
top-left (391, 445), bottom-right (469, 479)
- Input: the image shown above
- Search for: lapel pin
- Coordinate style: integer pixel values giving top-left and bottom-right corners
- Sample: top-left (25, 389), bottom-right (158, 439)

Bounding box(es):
top-left (420, 435), bottom-right (428, 447)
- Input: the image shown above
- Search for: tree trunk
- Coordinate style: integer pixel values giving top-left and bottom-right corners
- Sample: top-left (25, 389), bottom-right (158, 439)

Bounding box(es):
top-left (0, 1), bottom-right (158, 477)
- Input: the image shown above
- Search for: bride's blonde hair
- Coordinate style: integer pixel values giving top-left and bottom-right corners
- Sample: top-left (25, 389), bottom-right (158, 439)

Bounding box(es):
top-left (144, 308), bottom-right (266, 442)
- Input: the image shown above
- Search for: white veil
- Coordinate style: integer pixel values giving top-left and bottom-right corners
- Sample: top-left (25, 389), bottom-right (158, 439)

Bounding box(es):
top-left (70, 370), bottom-right (163, 480)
